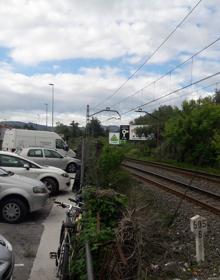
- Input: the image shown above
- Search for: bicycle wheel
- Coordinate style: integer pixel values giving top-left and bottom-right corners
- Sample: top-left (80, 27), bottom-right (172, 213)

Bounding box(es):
top-left (57, 243), bottom-right (70, 280)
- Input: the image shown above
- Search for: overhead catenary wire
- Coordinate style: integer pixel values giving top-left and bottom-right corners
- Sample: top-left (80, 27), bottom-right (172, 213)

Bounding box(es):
top-left (92, 0), bottom-right (203, 110)
top-left (146, 80), bottom-right (220, 109)
top-left (110, 36), bottom-right (220, 108)
top-left (121, 71), bottom-right (220, 115)
top-left (105, 80), bottom-right (220, 122)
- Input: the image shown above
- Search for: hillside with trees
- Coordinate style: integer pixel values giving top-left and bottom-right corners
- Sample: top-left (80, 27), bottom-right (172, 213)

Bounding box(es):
top-left (133, 92), bottom-right (220, 168)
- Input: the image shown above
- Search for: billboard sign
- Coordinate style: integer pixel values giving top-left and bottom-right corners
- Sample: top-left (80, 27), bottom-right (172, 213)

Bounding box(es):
top-left (129, 124), bottom-right (151, 141)
top-left (109, 132), bottom-right (120, 145)
top-left (120, 125), bottom-right (130, 140)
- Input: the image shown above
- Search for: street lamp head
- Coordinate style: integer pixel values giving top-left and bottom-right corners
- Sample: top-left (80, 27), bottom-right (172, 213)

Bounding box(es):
top-left (137, 108), bottom-right (143, 112)
top-left (49, 83), bottom-right (54, 86)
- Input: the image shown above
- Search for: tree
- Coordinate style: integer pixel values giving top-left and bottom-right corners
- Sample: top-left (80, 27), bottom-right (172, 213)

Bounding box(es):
top-left (164, 97), bottom-right (220, 166)
top-left (132, 105), bottom-right (179, 146)
top-left (23, 123), bottom-right (37, 130)
top-left (214, 89), bottom-right (220, 104)
top-left (55, 122), bottom-right (71, 141)
top-left (86, 118), bottom-right (105, 137)
top-left (70, 120), bottom-right (81, 137)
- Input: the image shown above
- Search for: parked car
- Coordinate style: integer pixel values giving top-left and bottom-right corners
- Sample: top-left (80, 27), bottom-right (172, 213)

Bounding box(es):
top-left (0, 167), bottom-right (48, 223)
top-left (19, 147), bottom-right (81, 173)
top-left (0, 151), bottom-right (71, 195)
top-left (0, 234), bottom-right (14, 279)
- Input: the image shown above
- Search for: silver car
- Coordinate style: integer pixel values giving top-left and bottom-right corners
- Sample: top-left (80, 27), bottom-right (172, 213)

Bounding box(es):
top-left (0, 167), bottom-right (48, 223)
top-left (0, 234), bottom-right (14, 279)
top-left (0, 151), bottom-right (71, 195)
top-left (19, 147), bottom-right (81, 173)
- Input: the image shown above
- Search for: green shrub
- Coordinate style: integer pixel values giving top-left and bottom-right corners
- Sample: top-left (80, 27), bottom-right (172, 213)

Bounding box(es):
top-left (70, 187), bottom-right (127, 279)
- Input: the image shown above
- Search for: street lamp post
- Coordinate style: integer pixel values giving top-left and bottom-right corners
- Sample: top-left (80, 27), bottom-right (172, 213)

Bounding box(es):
top-left (48, 83), bottom-right (54, 128)
top-left (45, 103), bottom-right (48, 128)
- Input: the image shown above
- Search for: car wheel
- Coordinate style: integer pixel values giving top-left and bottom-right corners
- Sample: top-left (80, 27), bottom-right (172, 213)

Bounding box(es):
top-left (66, 163), bottom-right (77, 173)
top-left (0, 198), bottom-right (28, 223)
top-left (42, 177), bottom-right (59, 196)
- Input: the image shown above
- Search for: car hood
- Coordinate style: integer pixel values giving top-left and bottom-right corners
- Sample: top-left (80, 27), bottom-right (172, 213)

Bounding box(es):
top-left (0, 173), bottom-right (43, 186)
top-left (39, 165), bottom-right (65, 174)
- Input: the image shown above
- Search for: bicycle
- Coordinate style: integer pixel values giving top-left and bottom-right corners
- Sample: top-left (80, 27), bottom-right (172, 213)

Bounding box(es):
top-left (50, 196), bottom-right (83, 280)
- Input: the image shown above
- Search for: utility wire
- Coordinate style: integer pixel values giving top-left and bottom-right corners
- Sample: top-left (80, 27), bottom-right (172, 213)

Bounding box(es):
top-left (110, 36), bottom-right (220, 108)
top-left (122, 71), bottom-right (220, 115)
top-left (104, 80), bottom-right (220, 122)
top-left (148, 80), bottom-right (220, 108)
top-left (93, 0), bottom-right (203, 110)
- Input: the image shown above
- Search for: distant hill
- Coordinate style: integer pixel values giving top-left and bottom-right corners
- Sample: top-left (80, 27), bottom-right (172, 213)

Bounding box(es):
top-left (0, 121), bottom-right (52, 131)
top-left (0, 121), bottom-right (120, 133)
top-left (105, 125), bottom-right (120, 132)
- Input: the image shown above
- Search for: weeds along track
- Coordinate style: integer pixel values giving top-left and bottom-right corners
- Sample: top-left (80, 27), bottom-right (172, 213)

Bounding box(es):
top-left (122, 159), bottom-right (220, 216)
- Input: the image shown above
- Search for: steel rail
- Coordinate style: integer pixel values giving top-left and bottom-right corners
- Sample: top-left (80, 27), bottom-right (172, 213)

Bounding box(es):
top-left (122, 164), bottom-right (220, 216)
top-left (124, 158), bottom-right (220, 184)
top-left (122, 161), bottom-right (220, 199)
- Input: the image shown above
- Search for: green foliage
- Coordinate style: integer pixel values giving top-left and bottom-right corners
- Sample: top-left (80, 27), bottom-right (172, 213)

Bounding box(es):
top-left (55, 121), bottom-right (83, 152)
top-left (212, 131), bottom-right (220, 165)
top-left (164, 97), bottom-right (220, 166)
top-left (70, 187), bottom-right (127, 279)
top-left (214, 89), bottom-right (220, 104)
top-left (23, 123), bottom-right (37, 130)
top-left (86, 118), bottom-right (106, 137)
top-left (83, 187), bottom-right (127, 226)
top-left (94, 143), bottom-right (139, 189)
top-left (70, 120), bottom-right (82, 137)
top-left (55, 122), bottom-right (72, 141)
top-left (133, 105), bottom-right (179, 142)
top-left (126, 142), bottom-right (152, 158)
top-left (55, 120), bottom-right (82, 142)
top-left (99, 145), bottom-right (124, 172)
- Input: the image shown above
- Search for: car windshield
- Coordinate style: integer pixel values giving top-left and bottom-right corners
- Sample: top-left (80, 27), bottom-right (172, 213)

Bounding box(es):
top-left (0, 167), bottom-right (12, 176)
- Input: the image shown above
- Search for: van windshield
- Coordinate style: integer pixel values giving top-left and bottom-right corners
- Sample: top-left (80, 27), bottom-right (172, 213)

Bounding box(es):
top-left (56, 139), bottom-right (66, 149)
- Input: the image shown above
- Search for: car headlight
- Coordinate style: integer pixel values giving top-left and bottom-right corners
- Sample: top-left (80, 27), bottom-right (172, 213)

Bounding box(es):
top-left (33, 186), bottom-right (48, 194)
top-left (0, 236), bottom-right (12, 252)
top-left (61, 173), bottom-right (69, 178)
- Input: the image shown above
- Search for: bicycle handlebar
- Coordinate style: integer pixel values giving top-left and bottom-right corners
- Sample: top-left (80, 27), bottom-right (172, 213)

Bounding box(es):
top-left (54, 200), bottom-right (83, 212)
top-left (69, 198), bottom-right (84, 206)
top-left (54, 201), bottom-right (69, 208)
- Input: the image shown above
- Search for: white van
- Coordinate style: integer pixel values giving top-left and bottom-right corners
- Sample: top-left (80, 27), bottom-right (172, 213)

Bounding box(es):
top-left (2, 129), bottom-right (76, 157)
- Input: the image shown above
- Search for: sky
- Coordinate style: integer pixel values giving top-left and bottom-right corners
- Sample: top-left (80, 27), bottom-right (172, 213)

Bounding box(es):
top-left (0, 0), bottom-right (219, 127)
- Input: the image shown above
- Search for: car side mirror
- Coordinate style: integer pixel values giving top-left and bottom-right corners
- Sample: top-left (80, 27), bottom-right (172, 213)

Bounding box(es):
top-left (24, 164), bottom-right (30, 170)
top-left (64, 145), bottom-right (69, 151)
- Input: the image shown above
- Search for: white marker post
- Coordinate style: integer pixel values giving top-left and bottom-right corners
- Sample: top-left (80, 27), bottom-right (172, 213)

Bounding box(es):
top-left (190, 215), bottom-right (207, 263)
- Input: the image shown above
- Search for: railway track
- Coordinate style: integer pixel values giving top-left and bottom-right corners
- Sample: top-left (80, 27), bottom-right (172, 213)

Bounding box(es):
top-left (122, 159), bottom-right (220, 216)
top-left (124, 158), bottom-right (220, 184)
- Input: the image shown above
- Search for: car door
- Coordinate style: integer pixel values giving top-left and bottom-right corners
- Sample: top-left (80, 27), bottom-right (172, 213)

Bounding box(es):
top-left (43, 149), bottom-right (66, 170)
top-left (26, 148), bottom-right (45, 166)
top-left (0, 154), bottom-right (40, 180)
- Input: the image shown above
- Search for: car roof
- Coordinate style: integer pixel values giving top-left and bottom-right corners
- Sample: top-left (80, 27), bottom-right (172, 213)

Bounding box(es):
top-left (21, 147), bottom-right (63, 154)
top-left (21, 147), bottom-right (59, 151)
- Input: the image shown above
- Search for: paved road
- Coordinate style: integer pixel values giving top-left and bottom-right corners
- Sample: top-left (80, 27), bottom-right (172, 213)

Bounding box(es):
top-left (0, 177), bottom-right (75, 280)
top-left (0, 198), bottom-right (53, 280)
top-left (29, 190), bottom-right (74, 280)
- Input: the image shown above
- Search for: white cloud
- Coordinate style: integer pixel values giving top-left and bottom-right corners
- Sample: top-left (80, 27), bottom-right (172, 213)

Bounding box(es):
top-left (0, 0), bottom-right (218, 65)
top-left (0, 0), bottom-right (219, 125)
